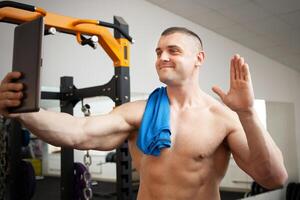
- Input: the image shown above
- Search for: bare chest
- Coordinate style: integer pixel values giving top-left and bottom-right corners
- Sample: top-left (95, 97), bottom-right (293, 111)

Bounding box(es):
top-left (133, 109), bottom-right (230, 177)
top-left (169, 108), bottom-right (227, 159)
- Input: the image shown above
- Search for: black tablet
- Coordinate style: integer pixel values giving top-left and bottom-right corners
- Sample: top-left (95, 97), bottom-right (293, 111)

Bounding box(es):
top-left (9, 17), bottom-right (44, 113)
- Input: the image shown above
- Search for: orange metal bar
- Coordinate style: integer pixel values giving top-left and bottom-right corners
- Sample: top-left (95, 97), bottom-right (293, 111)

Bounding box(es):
top-left (0, 6), bottom-right (129, 67)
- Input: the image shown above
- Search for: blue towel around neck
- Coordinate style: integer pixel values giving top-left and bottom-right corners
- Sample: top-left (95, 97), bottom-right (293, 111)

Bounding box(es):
top-left (137, 87), bottom-right (171, 156)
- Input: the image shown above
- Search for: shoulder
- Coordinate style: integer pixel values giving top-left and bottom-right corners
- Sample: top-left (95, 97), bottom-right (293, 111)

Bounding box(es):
top-left (205, 95), bottom-right (240, 127)
top-left (203, 94), bottom-right (227, 114)
top-left (111, 100), bottom-right (147, 128)
top-left (113, 100), bottom-right (147, 114)
top-left (204, 96), bottom-right (243, 145)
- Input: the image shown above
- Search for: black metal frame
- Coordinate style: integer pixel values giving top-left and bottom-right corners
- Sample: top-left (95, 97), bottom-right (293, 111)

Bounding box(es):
top-left (7, 120), bottom-right (22, 200)
top-left (7, 16), bottom-right (133, 200)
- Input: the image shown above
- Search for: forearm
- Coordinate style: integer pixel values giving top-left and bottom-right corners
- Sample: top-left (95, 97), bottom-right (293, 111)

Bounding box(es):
top-left (237, 108), bottom-right (287, 188)
top-left (16, 108), bottom-right (86, 148)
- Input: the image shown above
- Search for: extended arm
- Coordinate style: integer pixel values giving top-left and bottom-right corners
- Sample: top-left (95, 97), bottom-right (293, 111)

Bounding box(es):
top-left (212, 55), bottom-right (287, 189)
top-left (0, 72), bottom-right (143, 151)
top-left (17, 104), bottom-right (137, 151)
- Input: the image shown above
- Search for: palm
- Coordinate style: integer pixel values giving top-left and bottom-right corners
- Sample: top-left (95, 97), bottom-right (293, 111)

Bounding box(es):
top-left (213, 55), bottom-right (255, 112)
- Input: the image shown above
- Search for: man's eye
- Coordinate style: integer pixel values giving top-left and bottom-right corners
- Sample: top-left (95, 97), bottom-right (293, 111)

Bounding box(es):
top-left (170, 49), bottom-right (179, 53)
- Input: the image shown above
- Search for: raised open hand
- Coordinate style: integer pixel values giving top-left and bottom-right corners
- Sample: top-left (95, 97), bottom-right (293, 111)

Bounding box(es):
top-left (212, 54), bottom-right (255, 113)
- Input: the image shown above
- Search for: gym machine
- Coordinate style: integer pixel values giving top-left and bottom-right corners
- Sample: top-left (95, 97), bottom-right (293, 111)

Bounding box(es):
top-left (0, 1), bottom-right (134, 199)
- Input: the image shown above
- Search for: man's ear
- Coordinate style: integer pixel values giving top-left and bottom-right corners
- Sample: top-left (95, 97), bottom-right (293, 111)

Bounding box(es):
top-left (196, 51), bottom-right (205, 67)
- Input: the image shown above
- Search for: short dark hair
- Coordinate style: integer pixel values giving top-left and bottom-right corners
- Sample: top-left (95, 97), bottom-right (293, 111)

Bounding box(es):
top-left (161, 27), bottom-right (203, 49)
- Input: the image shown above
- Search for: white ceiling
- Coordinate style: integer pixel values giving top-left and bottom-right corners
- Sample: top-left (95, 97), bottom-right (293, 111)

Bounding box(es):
top-left (146, 0), bottom-right (300, 72)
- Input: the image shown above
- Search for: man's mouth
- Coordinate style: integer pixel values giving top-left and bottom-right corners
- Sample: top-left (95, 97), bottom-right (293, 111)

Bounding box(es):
top-left (159, 65), bottom-right (174, 69)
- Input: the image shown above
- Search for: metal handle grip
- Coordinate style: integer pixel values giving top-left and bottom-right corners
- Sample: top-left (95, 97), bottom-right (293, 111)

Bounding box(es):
top-left (0, 1), bottom-right (35, 12)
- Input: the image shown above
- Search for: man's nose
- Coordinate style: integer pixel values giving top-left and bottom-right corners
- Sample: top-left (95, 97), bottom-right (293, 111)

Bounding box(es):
top-left (160, 52), bottom-right (170, 61)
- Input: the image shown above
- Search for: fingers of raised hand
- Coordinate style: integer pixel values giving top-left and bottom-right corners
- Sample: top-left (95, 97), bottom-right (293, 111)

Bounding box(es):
top-left (212, 86), bottom-right (226, 101)
top-left (242, 63), bottom-right (250, 81)
top-left (231, 54), bottom-right (249, 81)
